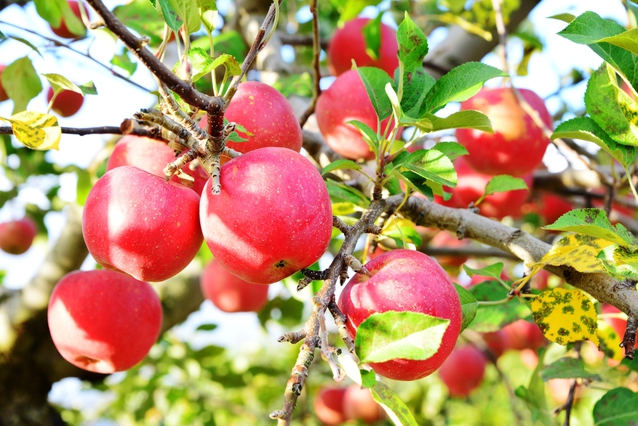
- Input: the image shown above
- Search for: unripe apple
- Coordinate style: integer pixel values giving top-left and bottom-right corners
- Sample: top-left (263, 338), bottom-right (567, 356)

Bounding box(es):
top-left (343, 385), bottom-right (385, 423)
top-left (540, 193), bottom-right (573, 225)
top-left (0, 65), bottom-right (8, 102)
top-left (328, 17), bottom-right (399, 77)
top-left (50, 1), bottom-right (86, 39)
top-left (199, 81), bottom-right (302, 154)
top-left (501, 319), bottom-right (547, 351)
top-left (448, 156), bottom-right (533, 219)
top-left (48, 269), bottom-right (162, 373)
top-left (200, 147), bottom-right (333, 284)
top-left (200, 259), bottom-right (270, 313)
top-left (82, 166), bottom-right (203, 282)
top-left (106, 135), bottom-right (209, 195)
top-left (456, 87), bottom-right (552, 177)
top-left (0, 217), bottom-right (37, 255)
top-left (313, 386), bottom-right (347, 426)
top-left (316, 69), bottom-right (399, 160)
top-left (337, 249), bottom-right (462, 381)
top-left (438, 345), bottom-right (487, 398)
top-left (47, 87), bottom-right (84, 117)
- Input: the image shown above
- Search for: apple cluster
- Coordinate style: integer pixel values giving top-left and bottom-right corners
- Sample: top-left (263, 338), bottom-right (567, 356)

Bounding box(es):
top-left (48, 81), bottom-right (332, 372)
top-left (313, 384), bottom-right (385, 425)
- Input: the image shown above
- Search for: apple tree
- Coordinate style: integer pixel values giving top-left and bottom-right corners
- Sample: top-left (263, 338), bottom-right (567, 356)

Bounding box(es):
top-left (1, 0), bottom-right (638, 425)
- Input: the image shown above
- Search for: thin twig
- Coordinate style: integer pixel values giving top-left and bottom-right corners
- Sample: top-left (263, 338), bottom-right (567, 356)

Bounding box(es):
top-left (298, 0), bottom-right (321, 127)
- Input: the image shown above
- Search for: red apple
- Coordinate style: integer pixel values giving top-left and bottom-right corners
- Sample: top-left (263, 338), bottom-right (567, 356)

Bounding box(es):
top-left (448, 156), bottom-right (533, 219)
top-left (328, 17), bottom-right (399, 77)
top-left (343, 385), bottom-right (385, 423)
top-left (199, 81), bottom-right (302, 154)
top-left (200, 147), bottom-right (333, 284)
top-left (337, 249), bottom-right (462, 381)
top-left (106, 135), bottom-right (209, 195)
top-left (0, 217), bottom-right (37, 255)
top-left (540, 193), bottom-right (573, 225)
top-left (602, 304), bottom-right (627, 339)
top-left (482, 330), bottom-right (508, 358)
top-left (313, 386), bottom-right (347, 426)
top-left (50, 1), bottom-right (86, 39)
top-left (82, 166), bottom-right (203, 282)
top-left (429, 230), bottom-right (469, 267)
top-left (200, 259), bottom-right (270, 313)
top-left (438, 345), bottom-right (487, 398)
top-left (456, 87), bottom-right (552, 177)
top-left (501, 319), bottom-right (547, 351)
top-left (47, 87), bottom-right (84, 117)
top-left (0, 65), bottom-right (8, 102)
top-left (47, 269), bottom-right (162, 373)
top-left (316, 69), bottom-right (399, 161)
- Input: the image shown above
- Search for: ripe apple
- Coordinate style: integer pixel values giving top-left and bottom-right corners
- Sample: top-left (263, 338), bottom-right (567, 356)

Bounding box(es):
top-left (0, 65), bottom-right (8, 102)
top-left (438, 345), bottom-right (487, 398)
top-left (106, 135), bottom-right (209, 195)
top-left (48, 269), bottom-right (162, 373)
top-left (47, 87), bottom-right (84, 117)
top-left (482, 330), bottom-right (508, 358)
top-left (200, 147), bottom-right (333, 284)
top-left (602, 304), bottom-right (627, 338)
top-left (200, 259), bottom-right (270, 313)
top-left (328, 17), bottom-right (399, 77)
top-left (313, 386), bottom-right (347, 426)
top-left (448, 156), bottom-right (533, 219)
top-left (316, 69), bottom-right (399, 160)
top-left (337, 249), bottom-right (462, 381)
top-left (50, 1), bottom-right (86, 39)
top-left (82, 166), bottom-right (203, 282)
top-left (343, 385), bottom-right (385, 423)
top-left (199, 81), bottom-right (302, 154)
top-left (0, 217), bottom-right (37, 255)
top-left (455, 87), bottom-right (553, 177)
top-left (540, 193), bottom-right (573, 225)
top-left (501, 319), bottom-right (547, 351)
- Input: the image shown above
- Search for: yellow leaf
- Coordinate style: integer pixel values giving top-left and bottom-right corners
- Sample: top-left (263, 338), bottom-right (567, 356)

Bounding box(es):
top-left (531, 288), bottom-right (599, 346)
top-left (332, 202), bottom-right (357, 216)
top-left (532, 234), bottom-right (613, 274)
top-left (597, 320), bottom-right (624, 361)
top-left (0, 111), bottom-right (61, 150)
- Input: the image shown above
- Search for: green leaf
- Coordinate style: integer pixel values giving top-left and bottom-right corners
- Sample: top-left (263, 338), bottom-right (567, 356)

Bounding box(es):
top-left (397, 12), bottom-right (428, 71)
top-left (210, 53), bottom-right (241, 76)
top-left (198, 0), bottom-right (217, 32)
top-left (543, 208), bottom-right (638, 246)
top-left (598, 244), bottom-right (638, 280)
top-left (357, 66), bottom-right (393, 120)
top-left (425, 110), bottom-right (494, 133)
top-left (5, 35), bottom-right (42, 57)
top-left (463, 262), bottom-right (504, 281)
top-left (156, 0), bottom-right (182, 32)
top-left (321, 159), bottom-right (362, 176)
top-left (539, 357), bottom-right (602, 381)
top-left (167, 0), bottom-right (201, 34)
top-left (484, 175), bottom-right (529, 196)
top-left (401, 148), bottom-right (457, 188)
top-left (380, 218), bottom-right (423, 248)
top-left (326, 179), bottom-right (370, 208)
top-left (3, 57), bottom-right (42, 114)
top-left (432, 142), bottom-right (468, 161)
top-left (348, 119), bottom-right (380, 157)
top-left (370, 382), bottom-right (419, 426)
top-left (399, 171), bottom-right (434, 200)
top-left (360, 370), bottom-right (377, 388)
top-left (548, 13), bottom-right (575, 23)
top-left (552, 117), bottom-right (637, 167)
top-left (361, 14), bottom-right (382, 60)
top-left (114, 0), bottom-right (166, 45)
top-left (430, 12), bottom-right (492, 41)
top-left (593, 388), bottom-right (638, 426)
top-left (468, 281), bottom-right (529, 332)
top-left (257, 296), bottom-right (304, 328)
top-left (558, 11), bottom-right (638, 90)
top-left (585, 63), bottom-right (638, 146)
top-left (196, 323), bottom-right (218, 331)
top-left (110, 48), bottom-right (138, 76)
top-left (355, 311), bottom-right (450, 364)
top-left (401, 68), bottom-right (435, 118)
top-left (75, 168), bottom-right (92, 206)
top-left (515, 349), bottom-right (554, 426)
top-left (338, 0), bottom-right (382, 24)
top-left (273, 73), bottom-right (313, 98)
top-left (455, 283), bottom-right (478, 332)
top-left (598, 28), bottom-right (638, 57)
top-left (42, 73), bottom-right (82, 95)
top-left (421, 62), bottom-right (507, 114)
top-left (34, 0), bottom-right (84, 37)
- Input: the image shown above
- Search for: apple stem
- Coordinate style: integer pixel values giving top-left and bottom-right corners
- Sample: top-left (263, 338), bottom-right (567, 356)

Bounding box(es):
top-left (343, 254), bottom-right (371, 276)
top-left (163, 149), bottom-right (197, 181)
top-left (332, 216), bottom-right (352, 234)
top-left (277, 330), bottom-right (307, 344)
